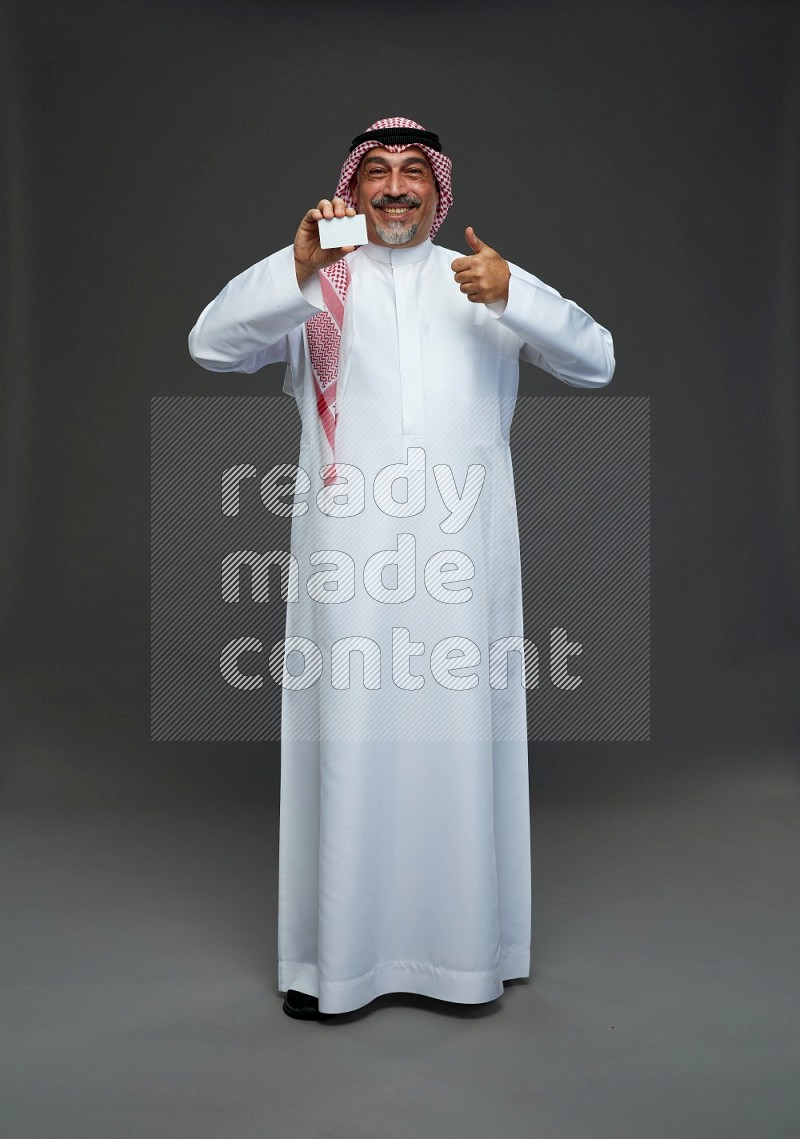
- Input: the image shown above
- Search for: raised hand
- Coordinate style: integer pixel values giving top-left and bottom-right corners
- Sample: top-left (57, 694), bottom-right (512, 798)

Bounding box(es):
top-left (450, 226), bottom-right (511, 305)
top-left (294, 197), bottom-right (357, 285)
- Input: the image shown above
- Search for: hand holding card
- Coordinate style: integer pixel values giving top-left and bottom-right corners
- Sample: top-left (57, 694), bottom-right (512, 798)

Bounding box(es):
top-left (294, 197), bottom-right (365, 286)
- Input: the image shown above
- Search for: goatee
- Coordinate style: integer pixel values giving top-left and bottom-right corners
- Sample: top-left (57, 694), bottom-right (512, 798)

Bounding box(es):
top-left (373, 220), bottom-right (420, 246)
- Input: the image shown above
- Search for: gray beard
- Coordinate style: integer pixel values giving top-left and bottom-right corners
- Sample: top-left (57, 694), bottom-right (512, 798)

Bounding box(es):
top-left (373, 218), bottom-right (419, 246)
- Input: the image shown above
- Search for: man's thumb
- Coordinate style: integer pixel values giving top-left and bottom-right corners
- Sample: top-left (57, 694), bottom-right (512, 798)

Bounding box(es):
top-left (465, 226), bottom-right (486, 253)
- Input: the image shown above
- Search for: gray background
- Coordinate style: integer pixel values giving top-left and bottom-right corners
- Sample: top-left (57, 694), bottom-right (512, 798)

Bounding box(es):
top-left (1, 1), bottom-right (798, 1137)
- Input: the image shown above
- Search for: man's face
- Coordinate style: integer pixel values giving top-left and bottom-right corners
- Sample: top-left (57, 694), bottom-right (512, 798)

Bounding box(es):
top-left (352, 147), bottom-right (438, 247)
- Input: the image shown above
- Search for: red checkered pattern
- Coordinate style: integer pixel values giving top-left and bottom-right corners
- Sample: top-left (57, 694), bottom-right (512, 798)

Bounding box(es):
top-left (306, 117), bottom-right (453, 485)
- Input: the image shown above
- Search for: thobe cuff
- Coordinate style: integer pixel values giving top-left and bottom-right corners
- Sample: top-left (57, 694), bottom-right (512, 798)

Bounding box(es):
top-left (297, 263), bottom-right (325, 312)
top-left (483, 262), bottom-right (548, 325)
top-left (275, 244), bottom-right (326, 319)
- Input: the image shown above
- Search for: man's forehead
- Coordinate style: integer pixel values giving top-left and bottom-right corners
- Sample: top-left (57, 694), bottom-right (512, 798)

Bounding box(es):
top-left (359, 146), bottom-right (431, 167)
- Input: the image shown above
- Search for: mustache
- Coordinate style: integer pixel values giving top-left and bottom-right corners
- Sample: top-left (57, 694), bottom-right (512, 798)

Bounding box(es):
top-left (370, 195), bottom-right (422, 208)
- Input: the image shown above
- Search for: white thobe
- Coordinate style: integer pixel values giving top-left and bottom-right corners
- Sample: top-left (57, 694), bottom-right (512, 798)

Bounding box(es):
top-left (188, 236), bottom-right (614, 1013)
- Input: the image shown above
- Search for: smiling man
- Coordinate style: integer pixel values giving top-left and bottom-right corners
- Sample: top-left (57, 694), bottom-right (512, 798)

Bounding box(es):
top-left (358, 147), bottom-right (437, 244)
top-left (188, 115), bottom-right (615, 1021)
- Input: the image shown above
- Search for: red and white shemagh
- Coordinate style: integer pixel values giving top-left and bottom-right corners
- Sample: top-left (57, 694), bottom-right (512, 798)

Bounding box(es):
top-left (305, 117), bottom-right (453, 485)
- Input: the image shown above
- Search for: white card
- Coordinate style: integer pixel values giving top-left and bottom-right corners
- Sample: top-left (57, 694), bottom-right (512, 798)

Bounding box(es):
top-left (317, 213), bottom-right (368, 249)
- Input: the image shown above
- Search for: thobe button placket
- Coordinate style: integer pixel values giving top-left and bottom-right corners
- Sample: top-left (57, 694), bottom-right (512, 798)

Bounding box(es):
top-left (392, 258), bottom-right (425, 447)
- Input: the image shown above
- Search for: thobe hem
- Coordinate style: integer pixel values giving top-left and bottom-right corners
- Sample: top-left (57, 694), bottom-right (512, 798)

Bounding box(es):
top-left (277, 947), bottom-right (530, 1015)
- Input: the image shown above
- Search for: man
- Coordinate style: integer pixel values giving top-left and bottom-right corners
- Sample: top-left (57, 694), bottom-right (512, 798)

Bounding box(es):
top-left (188, 116), bottom-right (615, 1020)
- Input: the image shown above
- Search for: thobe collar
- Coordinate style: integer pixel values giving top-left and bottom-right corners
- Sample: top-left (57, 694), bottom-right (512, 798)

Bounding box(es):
top-left (361, 237), bottom-right (434, 265)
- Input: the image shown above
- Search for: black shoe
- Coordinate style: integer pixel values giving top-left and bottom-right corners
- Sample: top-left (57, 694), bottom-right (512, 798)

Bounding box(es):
top-left (282, 989), bottom-right (323, 1020)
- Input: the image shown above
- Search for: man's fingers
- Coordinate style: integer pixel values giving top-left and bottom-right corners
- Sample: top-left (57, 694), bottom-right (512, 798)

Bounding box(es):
top-left (465, 226), bottom-right (486, 253)
top-left (306, 200), bottom-right (355, 226)
top-left (320, 196), bottom-right (350, 218)
top-left (451, 256), bottom-right (475, 273)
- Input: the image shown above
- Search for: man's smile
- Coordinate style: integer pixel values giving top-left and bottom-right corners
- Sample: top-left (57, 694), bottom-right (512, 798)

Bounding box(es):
top-left (372, 198), bottom-right (421, 221)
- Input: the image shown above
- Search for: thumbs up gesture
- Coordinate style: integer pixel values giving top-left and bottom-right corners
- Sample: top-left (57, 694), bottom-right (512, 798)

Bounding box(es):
top-left (450, 227), bottom-right (511, 305)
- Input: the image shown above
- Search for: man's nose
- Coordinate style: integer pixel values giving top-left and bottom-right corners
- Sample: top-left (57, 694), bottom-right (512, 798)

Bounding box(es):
top-left (387, 171), bottom-right (408, 198)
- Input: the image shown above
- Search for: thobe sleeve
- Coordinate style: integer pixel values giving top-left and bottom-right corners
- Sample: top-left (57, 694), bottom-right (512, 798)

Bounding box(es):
top-left (187, 244), bottom-right (325, 374)
top-left (484, 261), bottom-right (615, 388)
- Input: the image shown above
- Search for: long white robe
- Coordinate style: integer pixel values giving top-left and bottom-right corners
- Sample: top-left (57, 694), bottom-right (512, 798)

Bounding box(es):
top-left (188, 236), bottom-right (614, 1013)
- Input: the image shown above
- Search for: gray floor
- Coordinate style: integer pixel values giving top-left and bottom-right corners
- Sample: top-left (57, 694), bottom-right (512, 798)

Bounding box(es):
top-left (1, 691), bottom-right (798, 1138)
